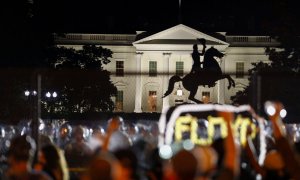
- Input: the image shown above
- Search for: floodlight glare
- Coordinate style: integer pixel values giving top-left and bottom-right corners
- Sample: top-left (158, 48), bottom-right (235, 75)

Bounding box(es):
top-left (39, 123), bottom-right (45, 131)
top-left (52, 92), bottom-right (57, 98)
top-left (46, 92), bottom-right (51, 98)
top-left (24, 90), bottom-right (30, 96)
top-left (266, 106), bottom-right (276, 116)
top-left (264, 101), bottom-right (276, 116)
top-left (159, 145), bottom-right (173, 159)
top-left (280, 109), bottom-right (287, 118)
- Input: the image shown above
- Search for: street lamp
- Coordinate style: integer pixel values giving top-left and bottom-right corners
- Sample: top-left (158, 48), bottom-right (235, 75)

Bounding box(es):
top-left (24, 90), bottom-right (37, 97)
top-left (46, 91), bottom-right (57, 98)
top-left (24, 89), bottom-right (38, 121)
top-left (45, 91), bottom-right (58, 120)
top-left (24, 90), bottom-right (30, 96)
top-left (52, 92), bottom-right (57, 98)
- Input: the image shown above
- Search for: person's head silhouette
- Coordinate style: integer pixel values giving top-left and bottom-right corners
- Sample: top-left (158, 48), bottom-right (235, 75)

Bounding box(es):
top-left (193, 44), bottom-right (198, 50)
top-left (197, 38), bottom-right (206, 45)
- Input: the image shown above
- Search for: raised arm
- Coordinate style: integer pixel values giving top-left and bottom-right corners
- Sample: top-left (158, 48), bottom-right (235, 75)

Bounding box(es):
top-left (267, 101), bottom-right (300, 180)
top-left (217, 111), bottom-right (240, 179)
top-left (102, 117), bottom-right (121, 152)
top-left (244, 133), bottom-right (266, 177)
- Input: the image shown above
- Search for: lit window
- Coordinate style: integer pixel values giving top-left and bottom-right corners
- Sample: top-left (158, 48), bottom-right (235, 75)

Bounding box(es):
top-left (176, 62), bottom-right (184, 76)
top-left (202, 91), bottom-right (210, 104)
top-left (116, 61), bottom-right (124, 77)
top-left (236, 62), bottom-right (244, 78)
top-left (115, 90), bottom-right (123, 111)
top-left (148, 91), bottom-right (157, 112)
top-left (149, 61), bottom-right (157, 77)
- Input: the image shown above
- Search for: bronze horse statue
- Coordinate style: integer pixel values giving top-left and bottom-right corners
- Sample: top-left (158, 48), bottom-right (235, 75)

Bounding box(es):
top-left (162, 47), bottom-right (235, 103)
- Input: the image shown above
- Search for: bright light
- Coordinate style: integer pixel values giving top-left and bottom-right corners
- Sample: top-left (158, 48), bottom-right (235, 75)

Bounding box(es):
top-left (265, 101), bottom-right (276, 116)
top-left (39, 123), bottom-right (45, 130)
top-left (25, 90), bottom-right (37, 96)
top-left (21, 127), bottom-right (26, 135)
top-left (266, 106), bottom-right (276, 116)
top-left (24, 90), bottom-right (30, 96)
top-left (280, 109), bottom-right (287, 118)
top-left (52, 92), bottom-right (57, 98)
top-left (176, 89), bottom-right (183, 96)
top-left (46, 92), bottom-right (51, 98)
top-left (159, 145), bottom-right (173, 159)
top-left (176, 84), bottom-right (184, 96)
top-left (183, 139), bottom-right (194, 150)
top-left (0, 128), bottom-right (4, 138)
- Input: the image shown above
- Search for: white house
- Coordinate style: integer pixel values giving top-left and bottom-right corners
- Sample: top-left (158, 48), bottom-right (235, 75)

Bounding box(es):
top-left (55, 24), bottom-right (279, 113)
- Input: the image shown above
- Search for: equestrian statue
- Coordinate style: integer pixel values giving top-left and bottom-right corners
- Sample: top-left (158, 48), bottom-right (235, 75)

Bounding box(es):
top-left (162, 38), bottom-right (235, 103)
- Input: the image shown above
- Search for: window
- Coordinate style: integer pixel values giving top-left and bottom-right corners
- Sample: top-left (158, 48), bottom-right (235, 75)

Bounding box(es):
top-left (236, 62), bottom-right (244, 78)
top-left (149, 61), bottom-right (157, 77)
top-left (176, 62), bottom-right (184, 76)
top-left (148, 91), bottom-right (157, 112)
top-left (115, 90), bottom-right (123, 111)
top-left (202, 91), bottom-right (210, 104)
top-left (116, 61), bottom-right (124, 77)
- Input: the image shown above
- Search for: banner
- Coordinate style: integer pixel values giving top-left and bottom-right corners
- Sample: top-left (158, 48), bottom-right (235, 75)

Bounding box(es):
top-left (158, 104), bottom-right (266, 164)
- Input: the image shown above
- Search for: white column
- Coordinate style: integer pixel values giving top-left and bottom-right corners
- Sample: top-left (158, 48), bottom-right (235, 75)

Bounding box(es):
top-left (162, 53), bottom-right (171, 112)
top-left (217, 57), bottom-right (225, 104)
top-left (134, 52), bottom-right (143, 113)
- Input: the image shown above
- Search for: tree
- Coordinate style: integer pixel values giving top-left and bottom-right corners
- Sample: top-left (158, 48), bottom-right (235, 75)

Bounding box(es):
top-left (41, 45), bottom-right (117, 117)
top-left (231, 1), bottom-right (300, 122)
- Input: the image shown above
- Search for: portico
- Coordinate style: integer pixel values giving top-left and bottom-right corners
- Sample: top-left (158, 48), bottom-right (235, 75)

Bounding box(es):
top-left (133, 24), bottom-right (229, 112)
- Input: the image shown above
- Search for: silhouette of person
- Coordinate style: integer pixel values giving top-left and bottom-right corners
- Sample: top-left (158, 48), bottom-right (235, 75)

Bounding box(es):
top-left (5, 135), bottom-right (52, 180)
top-left (64, 125), bottom-right (93, 168)
top-left (191, 38), bottom-right (206, 73)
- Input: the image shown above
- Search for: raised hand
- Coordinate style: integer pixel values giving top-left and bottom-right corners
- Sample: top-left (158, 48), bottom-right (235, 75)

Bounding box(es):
top-left (264, 101), bottom-right (286, 138)
top-left (264, 101), bottom-right (300, 180)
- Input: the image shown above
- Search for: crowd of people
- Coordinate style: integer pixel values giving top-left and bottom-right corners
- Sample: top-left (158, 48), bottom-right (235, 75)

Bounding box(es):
top-left (1, 103), bottom-right (300, 180)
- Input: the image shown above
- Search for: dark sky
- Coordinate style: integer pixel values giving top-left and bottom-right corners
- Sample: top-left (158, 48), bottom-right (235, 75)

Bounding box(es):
top-left (35, 0), bottom-right (256, 32)
top-left (2, 0), bottom-right (300, 34)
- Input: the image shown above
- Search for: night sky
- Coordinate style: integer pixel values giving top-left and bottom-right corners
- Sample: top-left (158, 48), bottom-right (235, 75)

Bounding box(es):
top-left (2, 0), bottom-right (300, 33)
top-left (54, 0), bottom-right (300, 33)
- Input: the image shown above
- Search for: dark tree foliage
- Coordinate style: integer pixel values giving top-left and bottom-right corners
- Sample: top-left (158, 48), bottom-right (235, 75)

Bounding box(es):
top-left (231, 1), bottom-right (300, 122)
top-left (42, 45), bottom-right (117, 116)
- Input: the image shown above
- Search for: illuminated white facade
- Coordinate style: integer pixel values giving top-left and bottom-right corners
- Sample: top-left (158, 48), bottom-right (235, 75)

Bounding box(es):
top-left (55, 24), bottom-right (279, 113)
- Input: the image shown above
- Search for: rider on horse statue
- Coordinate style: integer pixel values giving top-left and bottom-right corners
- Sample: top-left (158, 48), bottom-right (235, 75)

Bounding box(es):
top-left (191, 38), bottom-right (206, 73)
top-left (191, 38), bottom-right (225, 88)
top-left (162, 38), bottom-right (235, 103)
